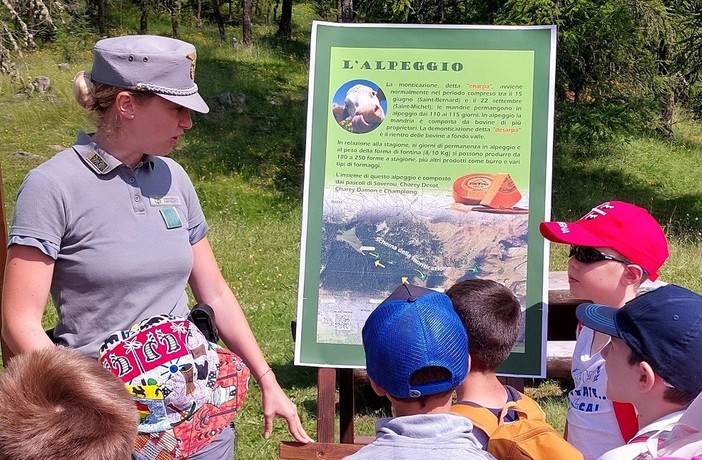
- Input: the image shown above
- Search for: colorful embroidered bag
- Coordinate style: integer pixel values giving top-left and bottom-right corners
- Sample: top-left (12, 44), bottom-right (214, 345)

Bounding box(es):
top-left (99, 315), bottom-right (249, 459)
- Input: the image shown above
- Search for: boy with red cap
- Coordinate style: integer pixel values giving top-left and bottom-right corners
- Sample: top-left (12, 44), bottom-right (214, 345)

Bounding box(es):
top-left (540, 201), bottom-right (670, 460)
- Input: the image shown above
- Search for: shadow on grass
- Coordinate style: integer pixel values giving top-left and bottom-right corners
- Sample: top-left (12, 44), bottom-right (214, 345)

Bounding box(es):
top-left (295, 379), bottom-right (392, 426)
top-left (271, 361), bottom-right (317, 391)
top-left (275, 362), bottom-right (392, 421)
top-left (177, 46), bottom-right (309, 203)
top-left (354, 382), bottom-right (391, 416)
top-left (257, 34), bottom-right (311, 63)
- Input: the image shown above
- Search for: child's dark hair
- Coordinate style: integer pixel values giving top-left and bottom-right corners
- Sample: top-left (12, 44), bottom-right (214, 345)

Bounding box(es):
top-left (446, 279), bottom-right (521, 372)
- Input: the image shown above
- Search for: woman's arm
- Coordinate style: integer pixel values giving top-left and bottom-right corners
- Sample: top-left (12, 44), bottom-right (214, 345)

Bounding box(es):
top-left (188, 237), bottom-right (313, 443)
top-left (1, 245), bottom-right (55, 355)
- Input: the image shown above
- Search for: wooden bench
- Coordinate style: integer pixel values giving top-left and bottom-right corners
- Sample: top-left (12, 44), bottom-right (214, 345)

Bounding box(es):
top-left (547, 340), bottom-right (577, 379)
top-left (545, 270), bottom-right (582, 379)
top-left (279, 441), bottom-right (365, 459)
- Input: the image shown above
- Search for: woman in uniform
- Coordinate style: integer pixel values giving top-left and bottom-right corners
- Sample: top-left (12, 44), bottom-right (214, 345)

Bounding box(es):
top-left (1, 34), bottom-right (312, 458)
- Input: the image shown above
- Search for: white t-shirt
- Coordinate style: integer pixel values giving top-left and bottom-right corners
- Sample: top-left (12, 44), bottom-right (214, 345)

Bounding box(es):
top-left (598, 410), bottom-right (684, 460)
top-left (567, 326), bottom-right (625, 460)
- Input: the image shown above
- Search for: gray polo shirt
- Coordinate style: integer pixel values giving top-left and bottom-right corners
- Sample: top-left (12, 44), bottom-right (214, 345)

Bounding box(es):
top-left (9, 132), bottom-right (208, 357)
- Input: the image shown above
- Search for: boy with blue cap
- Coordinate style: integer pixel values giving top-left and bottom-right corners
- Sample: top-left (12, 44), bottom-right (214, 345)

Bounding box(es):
top-left (576, 284), bottom-right (702, 460)
top-left (344, 283), bottom-right (495, 459)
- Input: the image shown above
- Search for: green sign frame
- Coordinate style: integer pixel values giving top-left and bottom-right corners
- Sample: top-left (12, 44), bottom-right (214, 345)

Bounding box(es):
top-left (295, 22), bottom-right (556, 377)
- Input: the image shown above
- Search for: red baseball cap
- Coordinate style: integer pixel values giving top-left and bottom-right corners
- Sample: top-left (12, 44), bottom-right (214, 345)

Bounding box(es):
top-left (539, 201), bottom-right (669, 280)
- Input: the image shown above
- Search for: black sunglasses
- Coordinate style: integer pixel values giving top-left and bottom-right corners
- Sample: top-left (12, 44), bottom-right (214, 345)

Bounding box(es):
top-left (568, 246), bottom-right (632, 265)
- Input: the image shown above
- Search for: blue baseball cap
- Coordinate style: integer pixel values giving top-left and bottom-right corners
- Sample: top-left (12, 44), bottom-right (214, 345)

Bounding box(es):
top-left (362, 284), bottom-right (468, 399)
top-left (576, 284), bottom-right (702, 395)
top-left (91, 35), bottom-right (209, 113)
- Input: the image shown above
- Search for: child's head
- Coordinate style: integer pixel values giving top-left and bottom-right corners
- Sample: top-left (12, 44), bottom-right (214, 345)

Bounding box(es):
top-left (540, 201), bottom-right (669, 302)
top-left (362, 283), bottom-right (468, 402)
top-left (446, 279), bottom-right (521, 373)
top-left (0, 347), bottom-right (138, 460)
top-left (576, 284), bottom-right (702, 407)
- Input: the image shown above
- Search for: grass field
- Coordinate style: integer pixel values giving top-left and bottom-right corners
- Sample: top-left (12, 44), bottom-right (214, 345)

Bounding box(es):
top-left (1, 3), bottom-right (702, 458)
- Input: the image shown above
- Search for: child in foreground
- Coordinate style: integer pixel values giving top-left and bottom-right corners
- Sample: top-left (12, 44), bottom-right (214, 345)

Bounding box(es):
top-left (344, 283), bottom-right (495, 459)
top-left (576, 284), bottom-right (702, 460)
top-left (448, 279), bottom-right (581, 459)
top-left (0, 347), bottom-right (139, 460)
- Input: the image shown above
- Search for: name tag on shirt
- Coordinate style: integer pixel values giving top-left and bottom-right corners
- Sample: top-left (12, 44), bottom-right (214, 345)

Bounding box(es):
top-left (150, 196), bottom-right (182, 206)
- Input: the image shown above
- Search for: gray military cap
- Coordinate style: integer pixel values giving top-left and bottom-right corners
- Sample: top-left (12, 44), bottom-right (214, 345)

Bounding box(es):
top-left (91, 34), bottom-right (209, 113)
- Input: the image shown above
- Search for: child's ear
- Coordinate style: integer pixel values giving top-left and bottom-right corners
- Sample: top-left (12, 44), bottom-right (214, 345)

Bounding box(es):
top-left (369, 378), bottom-right (387, 397)
top-left (638, 361), bottom-right (657, 393)
top-left (622, 264), bottom-right (646, 286)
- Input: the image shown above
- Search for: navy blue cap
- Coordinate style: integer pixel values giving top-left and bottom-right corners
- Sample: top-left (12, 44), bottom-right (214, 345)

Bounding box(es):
top-left (362, 284), bottom-right (468, 399)
top-left (576, 284), bottom-right (702, 395)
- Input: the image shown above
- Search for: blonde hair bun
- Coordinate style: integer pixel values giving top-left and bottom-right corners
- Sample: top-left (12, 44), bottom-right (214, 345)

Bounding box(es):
top-left (72, 70), bottom-right (97, 111)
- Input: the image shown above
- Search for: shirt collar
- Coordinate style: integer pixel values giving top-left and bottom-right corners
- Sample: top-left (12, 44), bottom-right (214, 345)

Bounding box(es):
top-left (634, 409), bottom-right (686, 439)
top-left (73, 131), bottom-right (155, 174)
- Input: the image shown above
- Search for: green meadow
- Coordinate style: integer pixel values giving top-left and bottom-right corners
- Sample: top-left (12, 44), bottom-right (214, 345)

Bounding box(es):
top-left (1, 3), bottom-right (701, 458)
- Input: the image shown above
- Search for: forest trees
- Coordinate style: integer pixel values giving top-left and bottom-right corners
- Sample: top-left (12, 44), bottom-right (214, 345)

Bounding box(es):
top-left (0, 0), bottom-right (287, 76)
top-left (3, 0), bottom-right (702, 138)
top-left (330, 0), bottom-right (702, 140)
top-left (1, 0), bottom-right (56, 79)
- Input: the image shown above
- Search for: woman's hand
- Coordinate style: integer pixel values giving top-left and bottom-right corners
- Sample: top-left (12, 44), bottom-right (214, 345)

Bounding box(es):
top-left (189, 238), bottom-right (314, 443)
top-left (259, 370), bottom-right (314, 443)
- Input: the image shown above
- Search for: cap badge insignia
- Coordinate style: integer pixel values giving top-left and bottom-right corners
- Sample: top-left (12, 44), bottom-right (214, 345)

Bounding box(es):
top-left (187, 52), bottom-right (197, 81)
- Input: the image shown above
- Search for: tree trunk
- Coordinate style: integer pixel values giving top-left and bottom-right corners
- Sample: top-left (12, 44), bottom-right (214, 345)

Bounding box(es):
top-left (169, 0), bottom-right (180, 38)
top-left (243, 0), bottom-right (252, 44)
top-left (92, 0), bottom-right (107, 35)
top-left (660, 88), bottom-right (675, 138)
top-left (657, 39), bottom-right (674, 138)
top-left (276, 0), bottom-right (292, 38)
top-left (139, 0), bottom-right (148, 34)
top-left (211, 0), bottom-right (226, 41)
top-left (338, 0), bottom-right (352, 23)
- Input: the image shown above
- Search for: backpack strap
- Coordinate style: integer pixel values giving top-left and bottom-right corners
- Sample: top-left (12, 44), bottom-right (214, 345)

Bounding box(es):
top-left (451, 389), bottom-right (546, 434)
top-left (451, 402), bottom-right (500, 436)
top-left (508, 391), bottom-right (546, 422)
